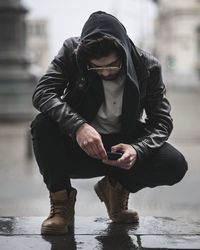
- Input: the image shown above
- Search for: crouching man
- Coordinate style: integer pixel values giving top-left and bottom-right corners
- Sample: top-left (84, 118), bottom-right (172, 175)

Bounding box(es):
top-left (31, 11), bottom-right (188, 235)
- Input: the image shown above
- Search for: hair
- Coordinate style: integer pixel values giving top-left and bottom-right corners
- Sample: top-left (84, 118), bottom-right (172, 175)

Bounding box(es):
top-left (77, 35), bottom-right (124, 63)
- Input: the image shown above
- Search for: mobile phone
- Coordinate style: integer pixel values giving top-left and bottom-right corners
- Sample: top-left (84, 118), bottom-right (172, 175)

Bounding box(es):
top-left (106, 151), bottom-right (123, 160)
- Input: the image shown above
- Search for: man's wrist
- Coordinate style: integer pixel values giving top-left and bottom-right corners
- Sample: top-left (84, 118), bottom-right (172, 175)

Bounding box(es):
top-left (71, 121), bottom-right (87, 141)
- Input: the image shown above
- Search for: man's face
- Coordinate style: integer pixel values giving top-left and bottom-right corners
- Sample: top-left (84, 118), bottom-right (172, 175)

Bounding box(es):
top-left (88, 52), bottom-right (122, 81)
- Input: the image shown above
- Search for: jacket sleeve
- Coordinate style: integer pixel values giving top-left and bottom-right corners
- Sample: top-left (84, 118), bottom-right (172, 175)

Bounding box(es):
top-left (32, 39), bottom-right (86, 139)
top-left (131, 62), bottom-right (173, 161)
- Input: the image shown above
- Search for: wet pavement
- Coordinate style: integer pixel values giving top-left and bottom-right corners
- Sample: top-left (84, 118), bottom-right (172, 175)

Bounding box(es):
top-left (0, 216), bottom-right (200, 249)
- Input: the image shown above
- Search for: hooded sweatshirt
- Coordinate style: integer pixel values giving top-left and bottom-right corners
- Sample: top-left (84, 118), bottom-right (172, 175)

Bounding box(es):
top-left (77, 11), bottom-right (140, 134)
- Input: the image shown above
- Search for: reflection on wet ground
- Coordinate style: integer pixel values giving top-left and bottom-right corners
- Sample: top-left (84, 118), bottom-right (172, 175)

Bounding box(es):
top-left (0, 90), bottom-right (200, 220)
top-left (1, 216), bottom-right (200, 249)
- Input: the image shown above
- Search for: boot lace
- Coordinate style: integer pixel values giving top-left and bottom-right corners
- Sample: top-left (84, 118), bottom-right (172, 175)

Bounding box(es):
top-left (50, 197), bottom-right (68, 218)
top-left (117, 189), bottom-right (129, 210)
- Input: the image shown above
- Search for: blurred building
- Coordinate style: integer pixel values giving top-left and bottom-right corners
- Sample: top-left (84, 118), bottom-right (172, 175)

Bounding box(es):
top-left (26, 18), bottom-right (50, 72)
top-left (0, 0), bottom-right (50, 122)
top-left (153, 0), bottom-right (200, 88)
top-left (0, 0), bottom-right (37, 121)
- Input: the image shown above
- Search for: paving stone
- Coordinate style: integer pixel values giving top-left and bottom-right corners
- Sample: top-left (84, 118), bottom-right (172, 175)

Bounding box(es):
top-left (140, 235), bottom-right (200, 250)
top-left (0, 235), bottom-right (138, 250)
top-left (0, 236), bottom-right (50, 250)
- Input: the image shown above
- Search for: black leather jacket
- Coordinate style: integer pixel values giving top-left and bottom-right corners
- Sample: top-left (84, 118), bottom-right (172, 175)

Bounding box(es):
top-left (32, 11), bottom-right (173, 162)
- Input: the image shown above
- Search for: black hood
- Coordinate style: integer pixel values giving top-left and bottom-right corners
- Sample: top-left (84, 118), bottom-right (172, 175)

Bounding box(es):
top-left (81, 11), bottom-right (127, 43)
top-left (79, 11), bottom-right (139, 88)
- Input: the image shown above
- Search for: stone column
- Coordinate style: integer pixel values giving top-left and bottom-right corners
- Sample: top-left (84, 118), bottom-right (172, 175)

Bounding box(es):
top-left (0, 0), bottom-right (36, 121)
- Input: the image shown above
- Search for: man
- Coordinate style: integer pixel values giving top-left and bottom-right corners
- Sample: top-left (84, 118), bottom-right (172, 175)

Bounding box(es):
top-left (31, 11), bottom-right (188, 235)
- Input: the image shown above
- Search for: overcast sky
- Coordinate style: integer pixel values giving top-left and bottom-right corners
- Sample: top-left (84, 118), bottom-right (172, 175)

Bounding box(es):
top-left (22, 0), bottom-right (157, 57)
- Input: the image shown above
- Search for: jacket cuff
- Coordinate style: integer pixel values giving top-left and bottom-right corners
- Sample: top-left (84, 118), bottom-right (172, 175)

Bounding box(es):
top-left (69, 120), bottom-right (87, 142)
top-left (131, 143), bottom-right (145, 163)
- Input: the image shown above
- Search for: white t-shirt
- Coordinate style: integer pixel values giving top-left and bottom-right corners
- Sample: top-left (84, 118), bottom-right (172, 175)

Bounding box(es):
top-left (91, 75), bottom-right (125, 134)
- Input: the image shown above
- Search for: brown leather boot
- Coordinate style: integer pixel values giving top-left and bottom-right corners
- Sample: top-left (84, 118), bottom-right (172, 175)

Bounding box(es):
top-left (94, 176), bottom-right (139, 223)
top-left (41, 188), bottom-right (77, 235)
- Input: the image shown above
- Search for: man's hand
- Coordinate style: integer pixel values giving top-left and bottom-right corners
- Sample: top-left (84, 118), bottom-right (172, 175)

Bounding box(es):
top-left (76, 123), bottom-right (107, 160)
top-left (102, 143), bottom-right (137, 170)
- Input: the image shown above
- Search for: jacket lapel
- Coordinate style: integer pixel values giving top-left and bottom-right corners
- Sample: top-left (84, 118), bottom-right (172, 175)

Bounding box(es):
top-left (121, 76), bottom-right (140, 138)
top-left (121, 45), bottom-right (149, 138)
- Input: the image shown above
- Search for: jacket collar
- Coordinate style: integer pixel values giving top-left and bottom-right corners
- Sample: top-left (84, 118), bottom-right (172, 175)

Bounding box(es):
top-left (129, 42), bottom-right (150, 85)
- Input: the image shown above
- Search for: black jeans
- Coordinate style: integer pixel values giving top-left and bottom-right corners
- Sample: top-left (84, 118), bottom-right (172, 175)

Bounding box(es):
top-left (30, 113), bottom-right (188, 193)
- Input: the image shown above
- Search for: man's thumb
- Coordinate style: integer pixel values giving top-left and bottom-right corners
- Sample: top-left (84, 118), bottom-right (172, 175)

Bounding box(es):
top-left (111, 144), bottom-right (123, 152)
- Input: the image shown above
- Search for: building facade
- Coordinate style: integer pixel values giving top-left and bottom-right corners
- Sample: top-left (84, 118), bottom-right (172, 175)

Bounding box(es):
top-left (153, 0), bottom-right (200, 88)
top-left (26, 18), bottom-right (50, 72)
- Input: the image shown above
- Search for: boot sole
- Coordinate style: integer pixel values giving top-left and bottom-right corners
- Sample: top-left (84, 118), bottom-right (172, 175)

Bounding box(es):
top-left (41, 224), bottom-right (74, 235)
top-left (41, 218), bottom-right (74, 235)
top-left (111, 214), bottom-right (139, 224)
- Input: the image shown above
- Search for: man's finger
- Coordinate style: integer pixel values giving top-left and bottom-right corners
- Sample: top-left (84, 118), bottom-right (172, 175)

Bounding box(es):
top-left (102, 159), bottom-right (117, 165)
top-left (91, 144), bottom-right (103, 159)
top-left (118, 152), bottom-right (129, 162)
top-left (111, 144), bottom-right (123, 152)
top-left (96, 141), bottom-right (107, 159)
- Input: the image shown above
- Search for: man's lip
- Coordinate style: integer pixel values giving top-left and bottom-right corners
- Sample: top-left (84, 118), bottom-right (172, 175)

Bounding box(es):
top-left (100, 74), bottom-right (119, 81)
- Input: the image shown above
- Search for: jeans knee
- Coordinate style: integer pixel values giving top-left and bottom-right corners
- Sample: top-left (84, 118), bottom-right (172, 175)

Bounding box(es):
top-left (171, 153), bottom-right (188, 184)
top-left (30, 113), bottom-right (56, 137)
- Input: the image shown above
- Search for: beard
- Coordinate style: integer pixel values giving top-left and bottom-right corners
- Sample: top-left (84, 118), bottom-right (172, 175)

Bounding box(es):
top-left (100, 70), bottom-right (122, 81)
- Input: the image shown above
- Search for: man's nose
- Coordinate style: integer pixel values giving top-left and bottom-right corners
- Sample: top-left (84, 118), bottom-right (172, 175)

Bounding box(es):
top-left (99, 69), bottom-right (110, 77)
